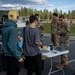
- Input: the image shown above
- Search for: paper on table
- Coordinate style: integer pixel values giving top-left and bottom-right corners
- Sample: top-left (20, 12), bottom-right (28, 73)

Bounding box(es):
top-left (39, 46), bottom-right (50, 53)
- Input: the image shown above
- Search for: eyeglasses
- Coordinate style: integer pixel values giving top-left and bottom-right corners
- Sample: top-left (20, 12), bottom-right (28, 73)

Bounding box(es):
top-left (59, 19), bottom-right (63, 21)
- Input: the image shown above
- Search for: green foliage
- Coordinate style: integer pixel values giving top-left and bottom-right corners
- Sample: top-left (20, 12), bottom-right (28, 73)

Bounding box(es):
top-left (53, 8), bottom-right (58, 14)
top-left (18, 7), bottom-right (53, 19)
top-left (0, 8), bottom-right (75, 19)
top-left (0, 10), bottom-right (8, 17)
top-left (18, 7), bottom-right (75, 19)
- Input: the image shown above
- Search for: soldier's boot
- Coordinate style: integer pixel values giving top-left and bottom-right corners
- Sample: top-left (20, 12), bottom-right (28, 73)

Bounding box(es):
top-left (56, 61), bottom-right (68, 69)
top-left (56, 54), bottom-right (68, 69)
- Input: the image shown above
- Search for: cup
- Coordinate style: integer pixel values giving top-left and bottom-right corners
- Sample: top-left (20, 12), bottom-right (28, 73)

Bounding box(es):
top-left (50, 44), bottom-right (53, 51)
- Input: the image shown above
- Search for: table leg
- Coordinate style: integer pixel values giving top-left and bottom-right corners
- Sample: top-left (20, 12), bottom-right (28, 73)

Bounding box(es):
top-left (48, 58), bottom-right (53, 75)
top-left (48, 56), bottom-right (65, 75)
top-left (58, 56), bottom-right (65, 75)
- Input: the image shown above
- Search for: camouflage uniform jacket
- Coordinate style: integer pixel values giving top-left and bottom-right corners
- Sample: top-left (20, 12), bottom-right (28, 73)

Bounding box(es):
top-left (51, 20), bottom-right (60, 46)
top-left (36, 20), bottom-right (44, 37)
top-left (51, 20), bottom-right (60, 35)
top-left (58, 22), bottom-right (70, 45)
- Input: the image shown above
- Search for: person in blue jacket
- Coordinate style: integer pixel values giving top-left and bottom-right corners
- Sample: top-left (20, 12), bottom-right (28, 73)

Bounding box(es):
top-left (2, 9), bottom-right (24, 75)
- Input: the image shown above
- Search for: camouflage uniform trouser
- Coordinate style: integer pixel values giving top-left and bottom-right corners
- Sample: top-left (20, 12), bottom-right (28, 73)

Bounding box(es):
top-left (60, 35), bottom-right (69, 63)
top-left (51, 34), bottom-right (60, 46)
top-left (61, 54), bottom-right (68, 64)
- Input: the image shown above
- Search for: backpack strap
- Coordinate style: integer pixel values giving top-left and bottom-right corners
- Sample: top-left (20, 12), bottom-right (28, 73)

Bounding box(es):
top-left (23, 27), bottom-right (26, 38)
top-left (22, 27), bottom-right (26, 50)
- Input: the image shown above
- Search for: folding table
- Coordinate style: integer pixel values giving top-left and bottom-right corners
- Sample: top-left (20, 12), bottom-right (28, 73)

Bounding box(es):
top-left (41, 47), bottom-right (69, 75)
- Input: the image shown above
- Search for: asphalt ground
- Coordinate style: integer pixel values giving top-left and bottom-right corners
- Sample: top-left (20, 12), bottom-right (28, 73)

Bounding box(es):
top-left (0, 35), bottom-right (75, 75)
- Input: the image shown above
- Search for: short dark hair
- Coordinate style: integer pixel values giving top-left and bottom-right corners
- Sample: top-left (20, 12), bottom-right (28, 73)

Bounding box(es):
top-left (53, 13), bottom-right (58, 17)
top-left (35, 14), bottom-right (39, 17)
top-left (59, 15), bottom-right (65, 19)
top-left (29, 15), bottom-right (38, 23)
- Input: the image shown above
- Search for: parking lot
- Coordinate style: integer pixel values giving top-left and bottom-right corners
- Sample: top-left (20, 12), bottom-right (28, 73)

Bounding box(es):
top-left (0, 34), bottom-right (75, 75)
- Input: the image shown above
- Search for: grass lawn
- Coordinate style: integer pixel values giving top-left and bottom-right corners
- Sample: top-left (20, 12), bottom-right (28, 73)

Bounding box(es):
top-left (70, 24), bottom-right (75, 36)
top-left (43, 23), bottom-right (75, 36)
top-left (17, 23), bottom-right (75, 36)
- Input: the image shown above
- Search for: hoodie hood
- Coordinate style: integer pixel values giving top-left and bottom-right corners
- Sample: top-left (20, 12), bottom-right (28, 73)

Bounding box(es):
top-left (3, 19), bottom-right (17, 28)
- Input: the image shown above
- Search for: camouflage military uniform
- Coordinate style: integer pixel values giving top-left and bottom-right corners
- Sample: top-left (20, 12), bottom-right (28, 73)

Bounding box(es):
top-left (36, 20), bottom-right (44, 46)
top-left (36, 20), bottom-right (44, 37)
top-left (51, 20), bottom-right (60, 46)
top-left (58, 22), bottom-right (70, 64)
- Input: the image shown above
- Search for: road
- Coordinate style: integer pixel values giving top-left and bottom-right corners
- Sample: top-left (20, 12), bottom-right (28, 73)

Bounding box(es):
top-left (0, 35), bottom-right (75, 75)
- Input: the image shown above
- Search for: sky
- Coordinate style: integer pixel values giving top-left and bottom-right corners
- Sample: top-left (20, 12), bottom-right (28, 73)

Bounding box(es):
top-left (0, 0), bottom-right (75, 13)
